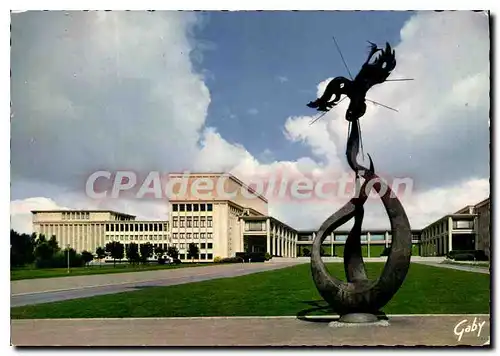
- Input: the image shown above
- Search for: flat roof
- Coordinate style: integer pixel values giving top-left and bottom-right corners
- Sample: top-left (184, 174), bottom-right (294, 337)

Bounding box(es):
top-left (31, 210), bottom-right (137, 218)
top-left (167, 172), bottom-right (268, 203)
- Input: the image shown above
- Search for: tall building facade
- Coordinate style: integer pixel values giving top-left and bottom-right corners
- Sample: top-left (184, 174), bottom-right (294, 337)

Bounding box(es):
top-left (167, 173), bottom-right (296, 260)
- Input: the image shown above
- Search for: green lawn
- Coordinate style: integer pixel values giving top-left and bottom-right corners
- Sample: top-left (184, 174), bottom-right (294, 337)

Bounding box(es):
top-left (11, 263), bottom-right (207, 281)
top-left (11, 263), bottom-right (490, 319)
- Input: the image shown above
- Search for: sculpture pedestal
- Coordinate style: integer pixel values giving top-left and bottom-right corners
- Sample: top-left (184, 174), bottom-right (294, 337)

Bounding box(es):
top-left (328, 313), bottom-right (390, 328)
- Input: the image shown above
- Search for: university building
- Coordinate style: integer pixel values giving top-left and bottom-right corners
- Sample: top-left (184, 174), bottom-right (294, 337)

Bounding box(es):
top-left (420, 197), bottom-right (491, 258)
top-left (31, 173), bottom-right (490, 261)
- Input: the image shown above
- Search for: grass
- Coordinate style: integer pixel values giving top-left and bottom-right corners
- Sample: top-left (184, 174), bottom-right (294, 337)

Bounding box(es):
top-left (11, 263), bottom-right (490, 319)
top-left (11, 262), bottom-right (207, 281)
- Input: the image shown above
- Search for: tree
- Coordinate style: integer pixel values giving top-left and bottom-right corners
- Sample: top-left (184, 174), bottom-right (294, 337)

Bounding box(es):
top-left (95, 246), bottom-right (106, 265)
top-left (81, 251), bottom-right (94, 266)
top-left (105, 241), bottom-right (124, 266)
top-left (154, 246), bottom-right (164, 259)
top-left (140, 243), bottom-right (154, 264)
top-left (48, 235), bottom-right (60, 252)
top-left (10, 230), bottom-right (36, 267)
top-left (35, 242), bottom-right (55, 261)
top-left (187, 243), bottom-right (199, 263)
top-left (126, 243), bottom-right (140, 265)
top-left (167, 246), bottom-right (179, 260)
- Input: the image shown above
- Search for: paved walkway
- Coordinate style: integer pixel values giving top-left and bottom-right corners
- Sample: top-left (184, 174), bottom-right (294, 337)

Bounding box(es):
top-left (11, 315), bottom-right (490, 346)
top-left (11, 262), bottom-right (300, 307)
top-left (413, 261), bottom-right (490, 274)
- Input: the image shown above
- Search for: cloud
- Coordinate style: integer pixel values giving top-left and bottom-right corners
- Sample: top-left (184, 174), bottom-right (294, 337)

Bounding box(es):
top-left (247, 108), bottom-right (259, 115)
top-left (10, 197), bottom-right (68, 234)
top-left (277, 75), bottom-right (289, 83)
top-left (11, 11), bottom-right (489, 235)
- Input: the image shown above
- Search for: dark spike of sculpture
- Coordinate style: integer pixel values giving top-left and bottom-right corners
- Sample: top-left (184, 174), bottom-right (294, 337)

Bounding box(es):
top-left (309, 41), bottom-right (412, 321)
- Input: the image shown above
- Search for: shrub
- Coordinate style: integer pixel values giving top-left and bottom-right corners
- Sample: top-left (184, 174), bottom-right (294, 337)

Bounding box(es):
top-left (264, 252), bottom-right (271, 261)
top-left (213, 256), bottom-right (222, 263)
top-left (447, 250), bottom-right (489, 261)
top-left (454, 253), bottom-right (476, 261)
top-left (158, 257), bottom-right (166, 265)
top-left (220, 257), bottom-right (244, 264)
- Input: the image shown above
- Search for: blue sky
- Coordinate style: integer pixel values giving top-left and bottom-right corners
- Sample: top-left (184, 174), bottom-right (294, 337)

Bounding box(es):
top-left (195, 11), bottom-right (413, 162)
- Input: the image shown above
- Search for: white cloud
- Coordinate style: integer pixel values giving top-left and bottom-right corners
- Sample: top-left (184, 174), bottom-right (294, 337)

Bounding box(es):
top-left (11, 11), bottom-right (490, 235)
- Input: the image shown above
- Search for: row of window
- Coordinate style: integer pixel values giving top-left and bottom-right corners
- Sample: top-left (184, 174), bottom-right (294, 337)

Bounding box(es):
top-left (172, 232), bottom-right (213, 239)
top-left (176, 243), bottom-right (213, 249)
top-left (172, 217), bottom-right (212, 228)
top-left (245, 221), bottom-right (266, 231)
top-left (172, 203), bottom-right (213, 212)
top-left (109, 235), bottom-right (166, 241)
top-left (105, 223), bottom-right (167, 232)
top-left (62, 212), bottom-right (90, 220)
top-left (179, 253), bottom-right (213, 260)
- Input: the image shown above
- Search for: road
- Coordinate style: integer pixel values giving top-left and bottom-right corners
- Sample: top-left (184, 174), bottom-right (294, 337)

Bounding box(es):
top-left (11, 262), bottom-right (300, 307)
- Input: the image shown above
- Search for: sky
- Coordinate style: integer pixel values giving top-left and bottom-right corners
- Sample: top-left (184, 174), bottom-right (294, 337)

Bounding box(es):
top-left (10, 10), bottom-right (490, 234)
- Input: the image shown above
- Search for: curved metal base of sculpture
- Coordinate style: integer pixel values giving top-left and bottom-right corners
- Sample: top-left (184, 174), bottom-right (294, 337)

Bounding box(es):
top-left (310, 120), bottom-right (412, 318)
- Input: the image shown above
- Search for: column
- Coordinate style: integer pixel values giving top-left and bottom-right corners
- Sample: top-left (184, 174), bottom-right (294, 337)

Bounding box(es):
top-left (266, 218), bottom-right (271, 255)
top-left (367, 232), bottom-right (371, 258)
top-left (273, 225), bottom-right (278, 256)
top-left (280, 228), bottom-right (285, 257)
top-left (448, 216), bottom-right (453, 252)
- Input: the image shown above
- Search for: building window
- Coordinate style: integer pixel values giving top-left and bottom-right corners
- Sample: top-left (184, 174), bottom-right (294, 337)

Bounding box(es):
top-left (173, 233), bottom-right (178, 239)
top-left (207, 232), bottom-right (212, 239)
top-left (207, 243), bottom-right (213, 249)
top-left (172, 217), bottom-right (178, 228)
top-left (193, 217), bottom-right (199, 227)
top-left (246, 221), bottom-right (265, 231)
top-left (200, 217), bottom-right (205, 228)
top-left (180, 204), bottom-right (185, 212)
top-left (186, 217), bottom-right (192, 228)
top-left (207, 217), bottom-right (213, 227)
top-left (180, 254), bottom-right (185, 260)
top-left (187, 233), bottom-right (192, 239)
top-left (179, 218), bottom-right (185, 228)
top-left (453, 220), bottom-right (474, 229)
top-left (201, 233), bottom-right (206, 239)
top-left (200, 204), bottom-right (206, 212)
top-left (180, 243), bottom-right (185, 249)
top-left (201, 243), bottom-right (206, 249)
top-left (207, 204), bottom-right (213, 211)
top-left (207, 253), bottom-right (213, 259)
top-left (194, 233), bottom-right (199, 239)
top-left (172, 204), bottom-right (178, 212)
top-left (180, 233), bottom-right (185, 239)
top-left (187, 204), bottom-right (192, 212)
top-left (200, 254), bottom-right (206, 260)
top-left (193, 204), bottom-right (199, 212)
